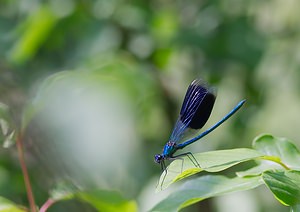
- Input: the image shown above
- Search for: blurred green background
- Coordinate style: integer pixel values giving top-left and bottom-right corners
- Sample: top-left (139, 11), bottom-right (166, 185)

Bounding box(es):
top-left (1, 0), bottom-right (300, 211)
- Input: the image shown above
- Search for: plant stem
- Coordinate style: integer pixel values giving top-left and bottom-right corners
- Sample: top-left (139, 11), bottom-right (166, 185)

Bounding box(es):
top-left (40, 199), bottom-right (56, 212)
top-left (16, 134), bottom-right (37, 212)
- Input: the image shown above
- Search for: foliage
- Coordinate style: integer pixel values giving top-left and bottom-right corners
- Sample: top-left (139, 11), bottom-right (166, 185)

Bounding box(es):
top-left (2, 86), bottom-right (300, 211)
top-left (1, 0), bottom-right (300, 211)
top-left (152, 134), bottom-right (300, 211)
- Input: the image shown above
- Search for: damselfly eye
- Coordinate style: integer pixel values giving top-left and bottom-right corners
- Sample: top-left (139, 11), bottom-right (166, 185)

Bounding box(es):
top-left (154, 154), bottom-right (163, 164)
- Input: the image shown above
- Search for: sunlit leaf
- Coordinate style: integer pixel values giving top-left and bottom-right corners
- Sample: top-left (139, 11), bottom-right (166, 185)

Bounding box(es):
top-left (8, 6), bottom-right (57, 64)
top-left (253, 134), bottom-right (300, 169)
top-left (152, 175), bottom-right (263, 212)
top-left (157, 148), bottom-right (263, 191)
top-left (197, 148), bottom-right (263, 171)
top-left (262, 170), bottom-right (300, 206)
top-left (0, 196), bottom-right (27, 212)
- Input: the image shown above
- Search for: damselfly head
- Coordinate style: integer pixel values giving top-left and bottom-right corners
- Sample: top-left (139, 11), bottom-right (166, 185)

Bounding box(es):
top-left (154, 154), bottom-right (163, 164)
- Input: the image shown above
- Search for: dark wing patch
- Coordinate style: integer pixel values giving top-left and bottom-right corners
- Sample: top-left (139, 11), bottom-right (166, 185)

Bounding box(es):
top-left (180, 79), bottom-right (215, 128)
top-left (169, 79), bottom-right (216, 142)
top-left (188, 92), bottom-right (215, 129)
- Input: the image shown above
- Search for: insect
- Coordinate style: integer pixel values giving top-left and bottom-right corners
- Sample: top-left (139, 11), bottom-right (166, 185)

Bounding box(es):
top-left (154, 79), bottom-right (245, 185)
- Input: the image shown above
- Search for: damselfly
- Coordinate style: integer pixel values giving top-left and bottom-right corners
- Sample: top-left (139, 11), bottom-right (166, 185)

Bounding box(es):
top-left (155, 79), bottom-right (245, 186)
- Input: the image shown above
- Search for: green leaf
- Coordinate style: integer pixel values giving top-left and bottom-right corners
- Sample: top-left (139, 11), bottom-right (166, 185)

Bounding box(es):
top-left (49, 182), bottom-right (137, 212)
top-left (197, 148), bottom-right (263, 171)
top-left (152, 175), bottom-right (263, 212)
top-left (49, 181), bottom-right (77, 201)
top-left (0, 196), bottom-right (27, 212)
top-left (237, 155), bottom-right (289, 178)
top-left (157, 148), bottom-right (263, 191)
top-left (238, 134), bottom-right (300, 177)
top-left (76, 190), bottom-right (137, 212)
top-left (253, 134), bottom-right (300, 169)
top-left (237, 163), bottom-right (276, 177)
top-left (8, 6), bottom-right (57, 65)
top-left (262, 170), bottom-right (300, 206)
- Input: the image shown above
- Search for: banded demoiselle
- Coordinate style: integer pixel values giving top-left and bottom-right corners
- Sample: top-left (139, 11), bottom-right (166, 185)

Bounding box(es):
top-left (155, 79), bottom-right (245, 186)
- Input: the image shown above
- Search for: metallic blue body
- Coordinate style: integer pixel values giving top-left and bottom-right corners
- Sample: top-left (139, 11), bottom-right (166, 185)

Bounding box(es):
top-left (162, 141), bottom-right (176, 157)
top-left (154, 79), bottom-right (246, 168)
